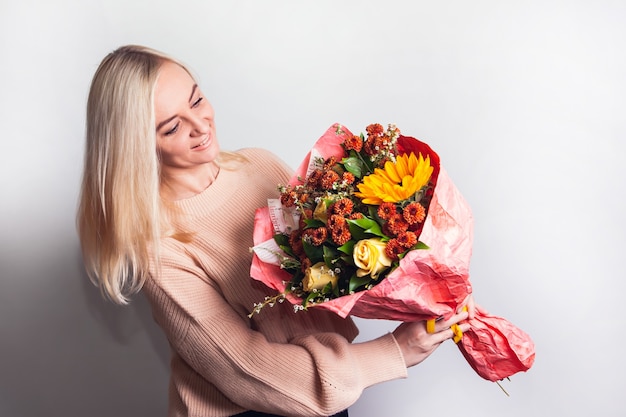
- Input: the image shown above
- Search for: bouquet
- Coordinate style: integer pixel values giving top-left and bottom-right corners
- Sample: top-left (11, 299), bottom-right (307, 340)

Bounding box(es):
top-left (250, 123), bottom-right (535, 384)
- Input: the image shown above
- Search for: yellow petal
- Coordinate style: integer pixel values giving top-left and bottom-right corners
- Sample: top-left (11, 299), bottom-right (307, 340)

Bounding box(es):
top-left (354, 152), bottom-right (434, 204)
top-left (406, 153), bottom-right (418, 174)
top-left (383, 160), bottom-right (402, 183)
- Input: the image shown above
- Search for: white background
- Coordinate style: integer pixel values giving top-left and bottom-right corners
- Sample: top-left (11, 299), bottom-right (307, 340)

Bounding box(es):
top-left (1, 1), bottom-right (624, 416)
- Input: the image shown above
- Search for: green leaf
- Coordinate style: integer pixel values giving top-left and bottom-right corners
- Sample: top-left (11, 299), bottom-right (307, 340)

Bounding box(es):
top-left (342, 155), bottom-right (364, 178)
top-left (367, 205), bottom-right (381, 219)
top-left (349, 273), bottom-right (373, 293)
top-left (323, 245), bottom-right (341, 266)
top-left (347, 217), bottom-right (385, 240)
top-left (339, 253), bottom-right (355, 266)
top-left (357, 145), bottom-right (376, 175)
top-left (337, 240), bottom-right (355, 256)
top-left (414, 241), bottom-right (430, 250)
top-left (303, 292), bottom-right (318, 309)
top-left (304, 219), bottom-right (325, 228)
top-left (303, 240), bottom-right (324, 262)
top-left (321, 281), bottom-right (334, 294)
top-left (274, 234), bottom-right (295, 257)
top-left (274, 233), bottom-right (290, 246)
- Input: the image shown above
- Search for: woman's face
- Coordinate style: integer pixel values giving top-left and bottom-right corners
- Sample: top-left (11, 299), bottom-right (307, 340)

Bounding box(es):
top-left (154, 61), bottom-right (220, 171)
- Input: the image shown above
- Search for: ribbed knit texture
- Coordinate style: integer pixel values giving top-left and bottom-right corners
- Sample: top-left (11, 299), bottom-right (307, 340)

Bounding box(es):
top-left (143, 148), bottom-right (408, 417)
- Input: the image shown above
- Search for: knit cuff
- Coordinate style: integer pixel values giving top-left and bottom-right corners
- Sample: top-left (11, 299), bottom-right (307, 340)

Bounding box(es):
top-left (350, 332), bottom-right (408, 387)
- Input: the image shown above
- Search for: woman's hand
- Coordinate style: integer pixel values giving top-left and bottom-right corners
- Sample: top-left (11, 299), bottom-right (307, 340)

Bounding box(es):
top-left (392, 302), bottom-right (472, 368)
top-left (463, 293), bottom-right (476, 320)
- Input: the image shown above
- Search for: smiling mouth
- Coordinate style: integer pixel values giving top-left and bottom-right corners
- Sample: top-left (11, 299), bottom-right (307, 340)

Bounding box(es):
top-left (192, 135), bottom-right (210, 149)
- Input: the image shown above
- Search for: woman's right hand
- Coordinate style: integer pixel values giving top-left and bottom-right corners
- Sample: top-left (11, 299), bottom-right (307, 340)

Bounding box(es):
top-left (392, 308), bottom-right (470, 368)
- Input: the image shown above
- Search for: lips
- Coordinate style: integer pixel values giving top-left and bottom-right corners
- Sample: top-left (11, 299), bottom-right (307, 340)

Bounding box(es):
top-left (192, 135), bottom-right (210, 149)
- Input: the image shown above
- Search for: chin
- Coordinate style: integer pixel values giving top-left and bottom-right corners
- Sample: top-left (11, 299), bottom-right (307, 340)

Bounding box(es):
top-left (204, 143), bottom-right (221, 162)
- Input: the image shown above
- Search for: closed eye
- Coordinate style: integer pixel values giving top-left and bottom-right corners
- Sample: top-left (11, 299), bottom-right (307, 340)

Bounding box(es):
top-left (164, 123), bottom-right (179, 136)
top-left (192, 96), bottom-right (203, 107)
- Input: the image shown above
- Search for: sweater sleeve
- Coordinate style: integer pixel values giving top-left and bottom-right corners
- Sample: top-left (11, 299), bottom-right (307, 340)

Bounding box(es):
top-left (146, 248), bottom-right (408, 417)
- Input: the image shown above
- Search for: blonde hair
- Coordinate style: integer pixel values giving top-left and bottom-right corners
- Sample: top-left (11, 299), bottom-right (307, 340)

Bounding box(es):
top-left (77, 45), bottom-right (194, 304)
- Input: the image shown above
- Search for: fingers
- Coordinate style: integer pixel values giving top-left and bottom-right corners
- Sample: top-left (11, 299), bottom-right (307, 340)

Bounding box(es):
top-left (393, 312), bottom-right (472, 368)
top-left (426, 309), bottom-right (470, 344)
top-left (430, 326), bottom-right (460, 345)
top-left (460, 294), bottom-right (476, 319)
top-left (432, 309), bottom-right (469, 333)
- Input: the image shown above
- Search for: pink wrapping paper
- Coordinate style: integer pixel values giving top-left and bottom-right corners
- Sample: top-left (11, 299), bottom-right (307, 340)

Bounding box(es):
top-left (250, 123), bottom-right (535, 382)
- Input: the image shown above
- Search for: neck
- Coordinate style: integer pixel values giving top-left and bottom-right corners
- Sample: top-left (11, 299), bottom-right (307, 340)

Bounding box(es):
top-left (160, 161), bottom-right (221, 201)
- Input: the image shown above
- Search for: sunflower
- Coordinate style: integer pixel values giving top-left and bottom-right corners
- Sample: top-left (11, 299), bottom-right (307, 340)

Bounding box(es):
top-left (354, 152), bottom-right (433, 204)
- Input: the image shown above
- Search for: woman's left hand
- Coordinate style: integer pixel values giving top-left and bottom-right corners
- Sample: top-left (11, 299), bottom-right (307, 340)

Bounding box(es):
top-left (460, 293), bottom-right (476, 320)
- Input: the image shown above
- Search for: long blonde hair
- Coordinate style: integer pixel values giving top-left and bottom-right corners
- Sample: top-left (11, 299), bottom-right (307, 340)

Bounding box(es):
top-left (77, 45), bottom-right (193, 304)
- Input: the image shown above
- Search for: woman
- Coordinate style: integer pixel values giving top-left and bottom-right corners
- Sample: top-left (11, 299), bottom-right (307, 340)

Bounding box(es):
top-left (77, 45), bottom-right (473, 417)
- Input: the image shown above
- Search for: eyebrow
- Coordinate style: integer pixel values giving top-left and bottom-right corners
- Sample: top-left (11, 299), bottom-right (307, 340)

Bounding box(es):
top-left (156, 84), bottom-right (199, 131)
top-left (189, 84), bottom-right (198, 102)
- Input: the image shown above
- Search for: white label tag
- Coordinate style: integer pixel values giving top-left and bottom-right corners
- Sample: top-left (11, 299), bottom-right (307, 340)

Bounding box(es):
top-left (267, 199), bottom-right (300, 234)
top-left (251, 239), bottom-right (284, 266)
top-left (305, 148), bottom-right (324, 180)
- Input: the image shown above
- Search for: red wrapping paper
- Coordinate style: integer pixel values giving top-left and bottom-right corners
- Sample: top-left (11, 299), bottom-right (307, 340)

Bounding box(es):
top-left (250, 123), bottom-right (535, 382)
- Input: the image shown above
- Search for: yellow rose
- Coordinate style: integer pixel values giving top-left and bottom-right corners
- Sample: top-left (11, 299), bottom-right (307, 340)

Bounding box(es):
top-left (353, 238), bottom-right (393, 279)
top-left (302, 262), bottom-right (338, 292)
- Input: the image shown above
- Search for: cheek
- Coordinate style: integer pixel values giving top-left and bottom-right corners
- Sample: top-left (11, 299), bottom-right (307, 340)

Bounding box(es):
top-left (208, 135), bottom-right (221, 153)
top-left (157, 138), bottom-right (186, 164)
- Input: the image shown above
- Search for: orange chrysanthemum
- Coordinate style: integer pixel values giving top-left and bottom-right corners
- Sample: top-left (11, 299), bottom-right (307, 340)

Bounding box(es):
top-left (344, 135), bottom-right (363, 152)
top-left (280, 189), bottom-right (297, 207)
top-left (403, 202), bottom-right (426, 224)
top-left (332, 198), bottom-right (354, 216)
top-left (396, 231), bottom-right (417, 249)
top-left (320, 170), bottom-right (340, 190)
top-left (323, 156), bottom-right (338, 170)
top-left (349, 212), bottom-right (364, 220)
top-left (377, 202), bottom-right (397, 220)
top-left (327, 214), bottom-right (351, 245)
top-left (307, 169), bottom-right (323, 187)
top-left (363, 137), bottom-right (378, 156)
top-left (354, 152), bottom-right (433, 205)
top-left (384, 238), bottom-right (405, 261)
top-left (385, 213), bottom-right (409, 236)
top-left (342, 172), bottom-right (355, 185)
top-left (331, 226), bottom-right (351, 245)
top-left (366, 123), bottom-right (384, 136)
top-left (327, 214), bottom-right (347, 233)
top-left (289, 230), bottom-right (305, 257)
top-left (303, 227), bottom-right (328, 246)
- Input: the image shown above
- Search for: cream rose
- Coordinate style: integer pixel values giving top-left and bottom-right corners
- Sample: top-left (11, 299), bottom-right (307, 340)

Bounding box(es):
top-left (353, 238), bottom-right (393, 279)
top-left (302, 262), bottom-right (337, 292)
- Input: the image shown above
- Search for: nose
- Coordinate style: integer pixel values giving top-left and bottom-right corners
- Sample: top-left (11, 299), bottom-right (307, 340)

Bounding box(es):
top-left (189, 114), bottom-right (211, 136)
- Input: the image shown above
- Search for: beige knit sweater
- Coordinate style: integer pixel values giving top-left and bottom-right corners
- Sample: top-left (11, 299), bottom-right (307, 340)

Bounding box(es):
top-left (143, 148), bottom-right (408, 417)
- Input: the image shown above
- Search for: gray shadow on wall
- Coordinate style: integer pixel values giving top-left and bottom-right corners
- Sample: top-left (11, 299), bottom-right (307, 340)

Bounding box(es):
top-left (78, 248), bottom-right (170, 367)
